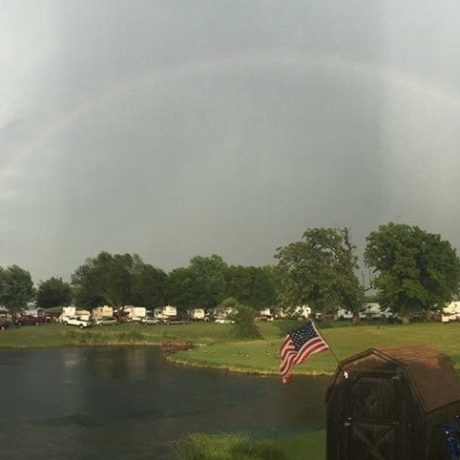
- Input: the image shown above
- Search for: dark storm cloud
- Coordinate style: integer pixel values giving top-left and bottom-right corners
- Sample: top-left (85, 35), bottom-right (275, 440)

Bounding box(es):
top-left (1, 0), bottom-right (460, 281)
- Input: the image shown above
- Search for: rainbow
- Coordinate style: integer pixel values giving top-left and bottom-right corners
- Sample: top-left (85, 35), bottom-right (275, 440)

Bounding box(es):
top-left (1, 50), bottom-right (459, 198)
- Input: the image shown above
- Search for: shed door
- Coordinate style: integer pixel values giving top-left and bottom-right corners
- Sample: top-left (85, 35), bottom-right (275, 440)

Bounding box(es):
top-left (345, 372), bottom-right (404, 460)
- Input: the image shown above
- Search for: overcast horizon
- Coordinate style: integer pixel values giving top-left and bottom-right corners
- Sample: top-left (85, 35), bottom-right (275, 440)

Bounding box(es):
top-left (2, 1), bottom-right (460, 282)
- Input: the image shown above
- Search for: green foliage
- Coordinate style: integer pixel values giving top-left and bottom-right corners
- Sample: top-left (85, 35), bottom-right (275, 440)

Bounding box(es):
top-left (131, 264), bottom-right (167, 307)
top-left (228, 304), bottom-right (262, 340)
top-left (219, 297), bottom-right (238, 308)
top-left (275, 227), bottom-right (363, 314)
top-left (174, 433), bottom-right (287, 460)
top-left (0, 265), bottom-right (35, 309)
top-left (224, 265), bottom-right (276, 310)
top-left (168, 255), bottom-right (228, 310)
top-left (71, 252), bottom-right (167, 307)
top-left (189, 255), bottom-right (228, 307)
top-left (36, 277), bottom-right (72, 308)
top-left (276, 319), bottom-right (309, 337)
top-left (167, 267), bottom-right (198, 310)
top-left (365, 223), bottom-right (460, 314)
top-left (167, 256), bottom-right (276, 311)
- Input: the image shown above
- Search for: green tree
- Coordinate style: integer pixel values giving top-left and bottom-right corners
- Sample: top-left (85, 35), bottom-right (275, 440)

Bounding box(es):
top-left (168, 255), bottom-right (228, 310)
top-left (365, 223), bottom-right (460, 322)
top-left (131, 264), bottom-right (167, 308)
top-left (275, 228), bottom-right (363, 319)
top-left (188, 255), bottom-right (228, 307)
top-left (36, 277), bottom-right (72, 308)
top-left (225, 265), bottom-right (276, 310)
top-left (0, 265), bottom-right (35, 310)
top-left (72, 252), bottom-right (166, 308)
top-left (167, 267), bottom-right (196, 310)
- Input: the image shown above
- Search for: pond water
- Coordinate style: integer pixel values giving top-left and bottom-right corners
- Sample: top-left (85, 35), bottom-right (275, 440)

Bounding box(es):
top-left (0, 348), bottom-right (329, 459)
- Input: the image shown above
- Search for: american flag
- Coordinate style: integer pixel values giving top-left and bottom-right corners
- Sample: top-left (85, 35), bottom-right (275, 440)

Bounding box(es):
top-left (280, 321), bottom-right (329, 383)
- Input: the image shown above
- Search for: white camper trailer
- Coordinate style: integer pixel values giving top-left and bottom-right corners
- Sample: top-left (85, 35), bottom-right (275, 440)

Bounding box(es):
top-left (189, 308), bottom-right (205, 321)
top-left (92, 305), bottom-right (114, 320)
top-left (257, 308), bottom-right (274, 321)
top-left (360, 303), bottom-right (383, 319)
top-left (154, 305), bottom-right (177, 321)
top-left (59, 306), bottom-right (91, 323)
top-left (294, 305), bottom-right (311, 319)
top-left (442, 301), bottom-right (460, 323)
top-left (122, 306), bottom-right (146, 322)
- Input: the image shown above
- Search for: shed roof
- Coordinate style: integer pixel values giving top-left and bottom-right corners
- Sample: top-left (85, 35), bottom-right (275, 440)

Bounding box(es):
top-left (329, 345), bottom-right (460, 413)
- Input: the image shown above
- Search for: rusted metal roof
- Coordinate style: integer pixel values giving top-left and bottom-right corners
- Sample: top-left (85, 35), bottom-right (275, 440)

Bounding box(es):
top-left (328, 345), bottom-right (460, 413)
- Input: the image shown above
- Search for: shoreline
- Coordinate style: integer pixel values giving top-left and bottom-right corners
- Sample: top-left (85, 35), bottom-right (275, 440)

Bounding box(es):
top-left (2, 322), bottom-right (460, 378)
top-left (166, 354), bottom-right (335, 377)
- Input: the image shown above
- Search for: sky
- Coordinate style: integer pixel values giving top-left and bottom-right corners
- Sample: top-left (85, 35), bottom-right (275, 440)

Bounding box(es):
top-left (2, 0), bottom-right (460, 282)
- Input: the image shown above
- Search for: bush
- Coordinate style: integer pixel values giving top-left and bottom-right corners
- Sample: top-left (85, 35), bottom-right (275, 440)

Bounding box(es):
top-left (229, 305), bottom-right (261, 340)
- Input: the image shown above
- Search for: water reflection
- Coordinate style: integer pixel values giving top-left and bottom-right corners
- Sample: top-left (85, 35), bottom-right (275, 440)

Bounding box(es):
top-left (0, 348), bottom-right (329, 459)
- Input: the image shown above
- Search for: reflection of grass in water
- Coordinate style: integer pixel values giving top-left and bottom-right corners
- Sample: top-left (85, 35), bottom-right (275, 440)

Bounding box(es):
top-left (66, 329), bottom-right (148, 345)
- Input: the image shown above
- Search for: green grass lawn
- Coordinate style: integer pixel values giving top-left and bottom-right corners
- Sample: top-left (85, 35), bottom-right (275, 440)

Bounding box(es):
top-left (0, 321), bottom-right (242, 348)
top-left (169, 321), bottom-right (460, 375)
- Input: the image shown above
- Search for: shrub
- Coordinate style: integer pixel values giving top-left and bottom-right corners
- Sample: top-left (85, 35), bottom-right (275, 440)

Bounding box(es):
top-left (229, 305), bottom-right (261, 340)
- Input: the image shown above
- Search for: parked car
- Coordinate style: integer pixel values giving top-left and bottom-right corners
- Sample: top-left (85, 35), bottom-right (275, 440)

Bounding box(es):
top-left (255, 315), bottom-right (274, 322)
top-left (214, 318), bottom-right (234, 324)
top-left (63, 316), bottom-right (91, 329)
top-left (94, 317), bottom-right (118, 326)
top-left (15, 315), bottom-right (46, 326)
top-left (163, 315), bottom-right (188, 325)
top-left (410, 311), bottom-right (425, 322)
top-left (141, 316), bottom-right (160, 325)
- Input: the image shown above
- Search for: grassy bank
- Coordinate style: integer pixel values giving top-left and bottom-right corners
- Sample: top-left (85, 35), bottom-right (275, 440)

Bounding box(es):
top-left (169, 321), bottom-right (460, 375)
top-left (0, 322), bottom-right (229, 348)
top-left (173, 430), bottom-right (325, 460)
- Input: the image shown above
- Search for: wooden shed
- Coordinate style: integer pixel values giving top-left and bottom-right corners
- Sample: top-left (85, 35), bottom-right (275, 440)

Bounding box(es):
top-left (326, 346), bottom-right (460, 460)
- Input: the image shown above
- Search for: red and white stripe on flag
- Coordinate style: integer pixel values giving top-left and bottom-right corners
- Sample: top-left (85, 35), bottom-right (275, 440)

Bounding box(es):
top-left (279, 327), bottom-right (329, 384)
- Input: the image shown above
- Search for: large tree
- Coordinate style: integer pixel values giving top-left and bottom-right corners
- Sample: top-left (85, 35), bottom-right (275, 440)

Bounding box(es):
top-left (0, 265), bottom-right (35, 310)
top-left (167, 267), bottom-right (197, 310)
top-left (72, 252), bottom-right (167, 307)
top-left (131, 264), bottom-right (167, 308)
top-left (275, 227), bottom-right (363, 317)
top-left (365, 223), bottom-right (460, 320)
top-left (167, 255), bottom-right (228, 310)
top-left (36, 277), bottom-right (72, 308)
top-left (224, 265), bottom-right (276, 310)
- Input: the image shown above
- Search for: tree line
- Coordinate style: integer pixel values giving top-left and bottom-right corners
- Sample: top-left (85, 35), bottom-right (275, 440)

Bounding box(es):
top-left (1, 222), bottom-right (460, 320)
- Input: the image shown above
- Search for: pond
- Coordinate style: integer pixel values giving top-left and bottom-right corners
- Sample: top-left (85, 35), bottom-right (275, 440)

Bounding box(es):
top-left (0, 347), bottom-right (329, 459)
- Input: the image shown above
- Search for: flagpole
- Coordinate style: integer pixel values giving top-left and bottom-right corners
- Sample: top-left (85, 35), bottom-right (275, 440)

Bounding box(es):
top-left (311, 319), bottom-right (341, 366)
